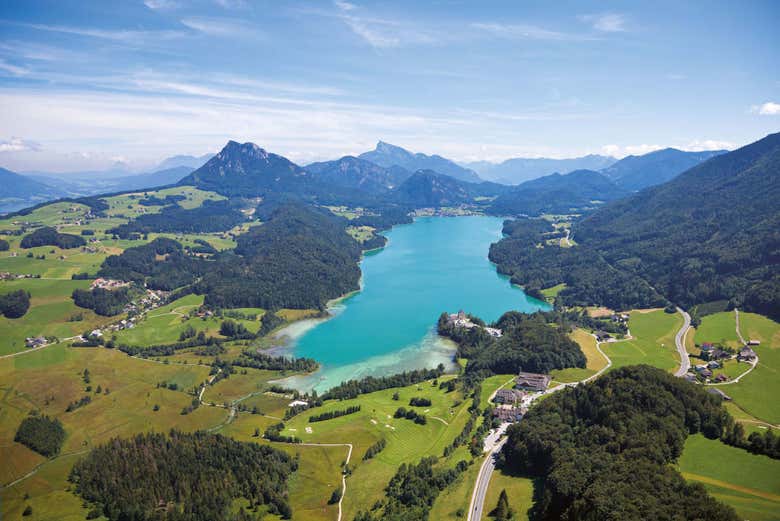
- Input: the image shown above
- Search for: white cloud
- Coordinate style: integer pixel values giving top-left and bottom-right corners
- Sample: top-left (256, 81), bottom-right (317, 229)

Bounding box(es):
top-left (579, 13), bottom-right (627, 32)
top-left (179, 17), bottom-right (261, 39)
top-left (0, 137), bottom-right (41, 152)
top-left (601, 143), bottom-right (663, 158)
top-left (684, 139), bottom-right (735, 151)
top-left (334, 0), bottom-right (356, 11)
top-left (602, 139), bottom-right (734, 158)
top-left (331, 1), bottom-right (438, 48)
top-left (472, 22), bottom-right (597, 41)
top-left (21, 23), bottom-right (186, 43)
top-left (214, 0), bottom-right (247, 8)
top-left (751, 102), bottom-right (780, 115)
top-left (0, 59), bottom-right (29, 76)
top-left (143, 0), bottom-right (179, 9)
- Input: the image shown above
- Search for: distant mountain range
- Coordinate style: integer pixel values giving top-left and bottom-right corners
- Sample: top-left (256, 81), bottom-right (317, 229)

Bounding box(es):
top-left (488, 169), bottom-right (628, 216)
top-left (305, 156), bottom-right (411, 193)
top-left (466, 154), bottom-right (616, 184)
top-left (0, 167), bottom-right (67, 213)
top-left (156, 153), bottom-right (213, 171)
top-left (601, 148), bottom-right (726, 191)
top-left (359, 141), bottom-right (481, 183)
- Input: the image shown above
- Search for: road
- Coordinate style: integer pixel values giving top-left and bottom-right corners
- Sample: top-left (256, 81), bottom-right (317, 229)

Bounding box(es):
top-left (469, 436), bottom-right (508, 521)
top-left (299, 443), bottom-right (353, 521)
top-left (735, 308), bottom-right (746, 344)
top-left (673, 307), bottom-right (692, 377)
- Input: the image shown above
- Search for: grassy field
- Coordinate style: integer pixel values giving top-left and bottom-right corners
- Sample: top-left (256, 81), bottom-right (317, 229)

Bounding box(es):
top-left (551, 328), bottom-right (607, 383)
top-left (678, 434), bottom-right (780, 521)
top-left (480, 468), bottom-right (535, 521)
top-left (601, 309), bottom-right (682, 373)
top-left (0, 343), bottom-right (229, 519)
top-left (540, 283), bottom-right (566, 301)
top-left (720, 313), bottom-right (780, 424)
top-left (0, 278), bottom-right (116, 355)
top-left (694, 311), bottom-right (741, 349)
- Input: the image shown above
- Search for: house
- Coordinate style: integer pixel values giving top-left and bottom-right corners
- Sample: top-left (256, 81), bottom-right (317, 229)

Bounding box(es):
top-left (447, 310), bottom-right (476, 329)
top-left (747, 340), bottom-right (760, 346)
top-left (738, 347), bottom-right (757, 361)
top-left (493, 389), bottom-right (524, 404)
top-left (707, 360), bottom-right (721, 369)
top-left (515, 372), bottom-right (552, 392)
top-left (683, 373), bottom-right (698, 383)
top-left (699, 368), bottom-right (712, 378)
top-left (25, 336), bottom-right (47, 348)
top-left (714, 374), bottom-right (729, 383)
top-left (594, 330), bottom-right (612, 342)
top-left (694, 364), bottom-right (708, 372)
top-left (288, 400), bottom-right (308, 408)
top-left (707, 388), bottom-right (731, 401)
top-left (700, 342), bottom-right (714, 352)
top-left (484, 327), bottom-right (503, 338)
top-left (493, 407), bottom-right (523, 423)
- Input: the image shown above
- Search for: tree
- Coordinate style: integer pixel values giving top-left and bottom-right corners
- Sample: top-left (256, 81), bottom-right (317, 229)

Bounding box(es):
top-left (493, 489), bottom-right (512, 520)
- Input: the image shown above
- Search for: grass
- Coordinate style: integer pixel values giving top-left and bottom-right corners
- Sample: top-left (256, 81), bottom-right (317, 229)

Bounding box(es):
top-left (0, 278), bottom-right (116, 355)
top-left (480, 468), bottom-right (535, 521)
top-left (601, 309), bottom-right (681, 373)
top-left (721, 314), bottom-right (780, 424)
top-left (694, 311), bottom-right (741, 349)
top-left (540, 283), bottom-right (566, 301)
top-left (678, 434), bottom-right (780, 521)
top-left (551, 328), bottom-right (607, 383)
top-left (0, 344), bottom-right (228, 518)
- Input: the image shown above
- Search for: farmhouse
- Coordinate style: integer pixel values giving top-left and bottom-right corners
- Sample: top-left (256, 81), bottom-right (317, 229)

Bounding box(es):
top-left (594, 330), bottom-right (612, 342)
top-left (714, 374), bottom-right (729, 383)
top-left (706, 388), bottom-right (732, 401)
top-left (747, 340), bottom-right (760, 346)
top-left (493, 389), bottom-right (524, 404)
top-left (24, 336), bottom-right (47, 348)
top-left (515, 372), bottom-right (551, 392)
top-left (738, 346), bottom-right (757, 361)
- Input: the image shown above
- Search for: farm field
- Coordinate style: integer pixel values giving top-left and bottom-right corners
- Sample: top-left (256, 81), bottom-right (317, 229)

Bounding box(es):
top-left (694, 311), bottom-right (741, 349)
top-left (551, 328), bottom-right (606, 383)
top-left (719, 314), bottom-right (780, 424)
top-left (600, 309), bottom-right (681, 373)
top-left (0, 278), bottom-right (115, 355)
top-left (678, 434), bottom-right (780, 521)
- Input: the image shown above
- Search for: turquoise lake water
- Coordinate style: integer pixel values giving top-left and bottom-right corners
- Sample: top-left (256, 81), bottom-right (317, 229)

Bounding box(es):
top-left (278, 216), bottom-right (550, 392)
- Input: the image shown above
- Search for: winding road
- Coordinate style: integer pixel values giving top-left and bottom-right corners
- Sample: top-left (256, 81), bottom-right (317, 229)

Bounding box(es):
top-left (673, 307), bottom-right (692, 377)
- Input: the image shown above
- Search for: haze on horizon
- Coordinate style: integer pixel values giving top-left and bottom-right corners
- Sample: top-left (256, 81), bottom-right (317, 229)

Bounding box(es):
top-left (0, 0), bottom-right (778, 173)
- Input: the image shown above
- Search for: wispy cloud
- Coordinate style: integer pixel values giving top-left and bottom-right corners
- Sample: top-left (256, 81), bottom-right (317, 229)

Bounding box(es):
top-left (20, 22), bottom-right (187, 43)
top-left (579, 13), bottom-right (627, 33)
top-left (685, 139), bottom-right (735, 151)
top-left (0, 137), bottom-right (41, 152)
top-left (332, 1), bottom-right (439, 49)
top-left (472, 22), bottom-right (597, 41)
top-left (179, 17), bottom-right (262, 39)
top-left (143, 0), bottom-right (180, 10)
top-left (0, 58), bottom-right (29, 76)
top-left (602, 139), bottom-right (733, 158)
top-left (214, 0), bottom-right (247, 9)
top-left (751, 101), bottom-right (780, 115)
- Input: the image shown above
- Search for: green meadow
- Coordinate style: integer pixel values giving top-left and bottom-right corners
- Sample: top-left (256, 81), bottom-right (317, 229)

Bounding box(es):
top-left (679, 434), bottom-right (780, 521)
top-left (694, 311), bottom-right (741, 349)
top-left (551, 328), bottom-right (607, 383)
top-left (600, 309), bottom-right (682, 373)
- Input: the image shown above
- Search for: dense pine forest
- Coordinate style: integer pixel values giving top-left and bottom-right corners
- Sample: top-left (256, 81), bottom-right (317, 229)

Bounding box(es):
top-left (69, 431), bottom-right (297, 521)
top-left (502, 366), bottom-right (740, 520)
top-left (20, 226), bottom-right (85, 249)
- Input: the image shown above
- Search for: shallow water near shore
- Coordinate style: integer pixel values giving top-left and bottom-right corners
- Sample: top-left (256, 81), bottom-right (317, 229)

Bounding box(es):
top-left (277, 215), bottom-right (550, 392)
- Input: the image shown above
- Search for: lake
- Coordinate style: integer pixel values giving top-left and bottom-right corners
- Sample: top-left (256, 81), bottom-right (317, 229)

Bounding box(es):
top-left (278, 216), bottom-right (550, 392)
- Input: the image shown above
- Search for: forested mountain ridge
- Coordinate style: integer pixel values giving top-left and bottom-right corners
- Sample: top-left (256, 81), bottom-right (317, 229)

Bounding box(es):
top-left (305, 155), bottom-right (411, 193)
top-left (487, 169), bottom-right (627, 216)
top-left (0, 166), bottom-right (66, 213)
top-left (359, 141), bottom-right (482, 183)
top-left (178, 140), bottom-right (313, 197)
top-left (575, 131), bottom-right (780, 319)
top-left (602, 147), bottom-right (726, 190)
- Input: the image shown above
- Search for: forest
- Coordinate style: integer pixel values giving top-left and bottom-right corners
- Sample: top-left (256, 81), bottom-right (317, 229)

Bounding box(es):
top-left (72, 286), bottom-right (134, 316)
top-left (69, 430), bottom-right (297, 521)
top-left (20, 226), bottom-right (86, 249)
top-left (14, 413), bottom-right (66, 457)
top-left (0, 289), bottom-right (30, 318)
top-left (108, 199), bottom-right (245, 238)
top-left (321, 366), bottom-right (446, 401)
top-left (574, 132), bottom-right (780, 320)
top-left (438, 310), bottom-right (586, 379)
top-left (501, 366), bottom-right (740, 520)
top-left (489, 218), bottom-right (668, 310)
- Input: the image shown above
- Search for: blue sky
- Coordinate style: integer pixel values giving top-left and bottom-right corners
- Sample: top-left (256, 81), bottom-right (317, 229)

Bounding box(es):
top-left (0, 0), bottom-right (778, 172)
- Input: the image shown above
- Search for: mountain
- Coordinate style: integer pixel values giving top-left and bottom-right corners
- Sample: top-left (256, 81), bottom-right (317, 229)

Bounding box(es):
top-left (0, 167), bottom-right (66, 213)
top-left (157, 153), bottom-right (213, 171)
top-left (601, 148), bottom-right (726, 191)
top-left (112, 166), bottom-right (194, 191)
top-left (467, 154), bottom-right (616, 184)
top-left (359, 141), bottom-right (481, 183)
top-left (576, 132), bottom-right (780, 319)
top-left (390, 170), bottom-right (473, 207)
top-left (178, 141), bottom-right (311, 197)
top-left (305, 156), bottom-right (411, 193)
top-left (488, 169), bottom-right (627, 216)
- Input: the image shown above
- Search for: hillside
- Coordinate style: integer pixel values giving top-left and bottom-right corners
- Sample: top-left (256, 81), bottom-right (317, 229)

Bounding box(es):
top-left (576, 132), bottom-right (780, 319)
top-left (488, 169), bottom-right (627, 216)
top-left (0, 167), bottom-right (65, 213)
top-left (390, 170), bottom-right (473, 207)
top-left (468, 154), bottom-right (616, 184)
top-left (178, 140), bottom-right (311, 197)
top-left (602, 148), bottom-right (726, 191)
top-left (359, 141), bottom-right (481, 183)
top-left (305, 156), bottom-right (411, 193)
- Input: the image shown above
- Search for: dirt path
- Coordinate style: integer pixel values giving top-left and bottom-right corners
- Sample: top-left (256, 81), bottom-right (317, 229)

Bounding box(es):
top-left (298, 443), bottom-right (353, 521)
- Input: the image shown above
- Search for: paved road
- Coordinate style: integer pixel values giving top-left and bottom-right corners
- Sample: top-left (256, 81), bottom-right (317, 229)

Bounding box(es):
top-left (469, 436), bottom-right (508, 521)
top-left (674, 307), bottom-right (692, 377)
